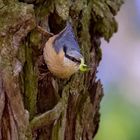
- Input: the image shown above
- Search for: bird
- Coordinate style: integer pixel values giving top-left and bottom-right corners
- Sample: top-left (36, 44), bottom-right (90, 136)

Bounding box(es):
top-left (43, 22), bottom-right (88, 79)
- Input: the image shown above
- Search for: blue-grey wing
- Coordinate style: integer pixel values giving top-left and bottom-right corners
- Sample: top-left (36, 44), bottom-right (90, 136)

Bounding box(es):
top-left (53, 22), bottom-right (81, 54)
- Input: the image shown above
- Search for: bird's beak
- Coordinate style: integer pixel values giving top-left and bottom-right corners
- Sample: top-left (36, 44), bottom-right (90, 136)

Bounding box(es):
top-left (79, 58), bottom-right (90, 72)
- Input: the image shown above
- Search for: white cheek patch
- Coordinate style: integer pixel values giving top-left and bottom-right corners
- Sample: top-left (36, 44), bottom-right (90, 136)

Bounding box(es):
top-left (63, 57), bottom-right (74, 66)
top-left (63, 57), bottom-right (79, 70)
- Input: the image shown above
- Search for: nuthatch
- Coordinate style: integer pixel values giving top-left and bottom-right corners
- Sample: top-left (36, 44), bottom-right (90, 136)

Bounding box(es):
top-left (43, 22), bottom-right (88, 79)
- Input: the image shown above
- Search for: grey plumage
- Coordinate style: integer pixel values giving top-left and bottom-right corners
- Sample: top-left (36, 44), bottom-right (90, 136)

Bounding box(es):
top-left (53, 22), bottom-right (81, 55)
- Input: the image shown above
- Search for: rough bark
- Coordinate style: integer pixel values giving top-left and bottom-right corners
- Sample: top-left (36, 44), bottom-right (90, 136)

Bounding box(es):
top-left (0, 0), bottom-right (123, 140)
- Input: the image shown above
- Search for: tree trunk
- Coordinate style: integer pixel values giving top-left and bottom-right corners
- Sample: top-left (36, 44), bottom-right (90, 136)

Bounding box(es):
top-left (0, 0), bottom-right (123, 140)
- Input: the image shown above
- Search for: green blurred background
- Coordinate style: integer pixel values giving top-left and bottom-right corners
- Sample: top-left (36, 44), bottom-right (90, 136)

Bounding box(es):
top-left (95, 0), bottom-right (140, 139)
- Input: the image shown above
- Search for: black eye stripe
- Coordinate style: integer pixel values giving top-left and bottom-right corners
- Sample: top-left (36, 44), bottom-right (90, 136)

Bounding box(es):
top-left (63, 45), bottom-right (67, 54)
top-left (63, 45), bottom-right (81, 64)
top-left (65, 54), bottom-right (81, 64)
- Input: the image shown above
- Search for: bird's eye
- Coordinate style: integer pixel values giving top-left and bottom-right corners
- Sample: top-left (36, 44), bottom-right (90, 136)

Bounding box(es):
top-left (63, 45), bottom-right (67, 54)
